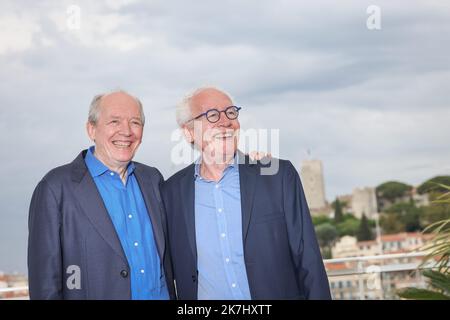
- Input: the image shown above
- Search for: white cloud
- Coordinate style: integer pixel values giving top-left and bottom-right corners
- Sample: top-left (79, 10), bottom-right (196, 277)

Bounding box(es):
top-left (0, 14), bottom-right (42, 54)
top-left (47, 7), bottom-right (152, 51)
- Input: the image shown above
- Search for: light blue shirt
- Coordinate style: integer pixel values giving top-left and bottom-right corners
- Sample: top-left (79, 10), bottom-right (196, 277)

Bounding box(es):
top-left (194, 156), bottom-right (252, 300)
top-left (84, 147), bottom-right (169, 300)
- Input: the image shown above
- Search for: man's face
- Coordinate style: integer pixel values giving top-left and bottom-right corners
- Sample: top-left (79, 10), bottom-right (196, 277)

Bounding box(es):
top-left (186, 88), bottom-right (240, 162)
top-left (87, 92), bottom-right (144, 170)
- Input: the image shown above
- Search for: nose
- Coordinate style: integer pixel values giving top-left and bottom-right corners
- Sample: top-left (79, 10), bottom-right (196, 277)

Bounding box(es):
top-left (216, 110), bottom-right (232, 127)
top-left (119, 120), bottom-right (132, 136)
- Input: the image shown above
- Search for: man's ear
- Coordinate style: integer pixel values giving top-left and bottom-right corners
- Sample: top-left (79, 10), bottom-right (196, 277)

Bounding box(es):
top-left (183, 125), bottom-right (194, 144)
top-left (86, 121), bottom-right (96, 141)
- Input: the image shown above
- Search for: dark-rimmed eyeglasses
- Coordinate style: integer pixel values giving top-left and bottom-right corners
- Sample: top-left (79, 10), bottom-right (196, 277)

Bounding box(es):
top-left (188, 106), bottom-right (242, 124)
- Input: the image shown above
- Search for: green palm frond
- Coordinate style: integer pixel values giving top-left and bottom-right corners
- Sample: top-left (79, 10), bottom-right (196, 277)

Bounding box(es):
top-left (423, 218), bottom-right (450, 234)
top-left (420, 218), bottom-right (450, 272)
top-left (433, 183), bottom-right (450, 192)
top-left (421, 270), bottom-right (450, 295)
top-left (397, 270), bottom-right (450, 300)
top-left (397, 287), bottom-right (450, 300)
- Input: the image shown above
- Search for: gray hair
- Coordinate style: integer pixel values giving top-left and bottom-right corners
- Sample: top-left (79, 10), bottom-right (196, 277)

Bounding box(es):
top-left (176, 86), bottom-right (233, 127)
top-left (88, 89), bottom-right (145, 125)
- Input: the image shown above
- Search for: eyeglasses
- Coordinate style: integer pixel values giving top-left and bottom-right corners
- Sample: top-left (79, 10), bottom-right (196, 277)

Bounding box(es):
top-left (188, 106), bottom-right (242, 124)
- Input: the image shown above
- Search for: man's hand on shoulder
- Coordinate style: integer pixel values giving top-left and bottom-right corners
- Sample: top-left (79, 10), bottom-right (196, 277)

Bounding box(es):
top-left (248, 151), bottom-right (272, 161)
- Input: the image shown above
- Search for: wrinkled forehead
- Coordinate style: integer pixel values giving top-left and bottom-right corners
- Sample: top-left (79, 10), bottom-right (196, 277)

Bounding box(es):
top-left (99, 92), bottom-right (141, 117)
top-left (190, 89), bottom-right (233, 114)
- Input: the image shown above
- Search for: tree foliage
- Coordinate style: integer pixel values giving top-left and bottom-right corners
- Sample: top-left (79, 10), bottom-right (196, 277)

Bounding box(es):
top-left (356, 214), bottom-right (374, 241)
top-left (334, 198), bottom-right (344, 223)
top-left (315, 223), bottom-right (338, 249)
top-left (380, 201), bottom-right (422, 234)
top-left (336, 215), bottom-right (360, 237)
top-left (417, 176), bottom-right (450, 195)
top-left (422, 203), bottom-right (450, 227)
top-left (376, 181), bottom-right (412, 201)
top-left (312, 215), bottom-right (332, 226)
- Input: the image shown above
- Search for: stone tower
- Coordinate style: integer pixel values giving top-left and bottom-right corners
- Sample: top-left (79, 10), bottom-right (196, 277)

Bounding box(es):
top-left (351, 187), bottom-right (378, 219)
top-left (300, 159), bottom-right (327, 210)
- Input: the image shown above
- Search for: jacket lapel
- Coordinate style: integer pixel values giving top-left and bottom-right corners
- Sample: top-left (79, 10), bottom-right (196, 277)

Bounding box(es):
top-left (238, 152), bottom-right (257, 243)
top-left (180, 164), bottom-right (197, 261)
top-left (71, 151), bottom-right (128, 264)
top-left (134, 165), bottom-right (166, 261)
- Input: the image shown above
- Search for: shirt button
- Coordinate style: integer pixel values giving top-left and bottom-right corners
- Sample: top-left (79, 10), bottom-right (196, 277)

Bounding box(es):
top-left (221, 233), bottom-right (226, 238)
top-left (225, 258), bottom-right (230, 263)
top-left (128, 214), bottom-right (133, 219)
top-left (120, 270), bottom-right (128, 278)
top-left (231, 283), bottom-right (236, 288)
top-left (215, 184), bottom-right (220, 189)
top-left (218, 208), bottom-right (223, 213)
top-left (134, 242), bottom-right (139, 247)
top-left (110, 172), bottom-right (114, 176)
top-left (140, 269), bottom-right (145, 274)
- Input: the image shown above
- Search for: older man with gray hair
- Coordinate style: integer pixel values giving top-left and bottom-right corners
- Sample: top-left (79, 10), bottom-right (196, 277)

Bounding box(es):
top-left (162, 86), bottom-right (331, 300)
top-left (28, 90), bottom-right (175, 300)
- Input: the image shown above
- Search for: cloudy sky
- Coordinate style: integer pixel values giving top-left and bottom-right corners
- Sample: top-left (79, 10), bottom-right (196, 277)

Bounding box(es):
top-left (1, 0), bottom-right (449, 273)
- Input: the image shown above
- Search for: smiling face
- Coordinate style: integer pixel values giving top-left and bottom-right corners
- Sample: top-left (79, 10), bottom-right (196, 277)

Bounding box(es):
top-left (184, 88), bottom-right (240, 163)
top-left (86, 92), bottom-right (144, 171)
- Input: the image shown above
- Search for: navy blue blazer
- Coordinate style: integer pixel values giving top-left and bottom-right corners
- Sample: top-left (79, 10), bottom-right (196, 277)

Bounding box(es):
top-left (162, 153), bottom-right (331, 300)
top-left (28, 150), bottom-right (175, 300)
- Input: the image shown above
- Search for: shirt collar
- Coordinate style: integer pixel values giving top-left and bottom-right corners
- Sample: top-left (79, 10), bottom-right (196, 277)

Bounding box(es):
top-left (194, 152), bottom-right (238, 179)
top-left (85, 146), bottom-right (135, 178)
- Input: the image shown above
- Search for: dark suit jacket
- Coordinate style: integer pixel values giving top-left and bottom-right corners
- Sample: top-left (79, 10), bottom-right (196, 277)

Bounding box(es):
top-left (162, 153), bottom-right (331, 300)
top-left (28, 150), bottom-right (175, 300)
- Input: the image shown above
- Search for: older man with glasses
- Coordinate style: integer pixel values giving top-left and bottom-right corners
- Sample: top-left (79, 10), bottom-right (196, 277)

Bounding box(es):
top-left (161, 86), bottom-right (331, 300)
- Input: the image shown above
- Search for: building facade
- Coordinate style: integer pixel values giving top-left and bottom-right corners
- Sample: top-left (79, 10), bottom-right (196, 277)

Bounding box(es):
top-left (326, 232), bottom-right (434, 300)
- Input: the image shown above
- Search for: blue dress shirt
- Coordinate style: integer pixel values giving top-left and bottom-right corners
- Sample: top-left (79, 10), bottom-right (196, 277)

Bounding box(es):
top-left (194, 156), bottom-right (252, 300)
top-left (85, 147), bottom-right (169, 300)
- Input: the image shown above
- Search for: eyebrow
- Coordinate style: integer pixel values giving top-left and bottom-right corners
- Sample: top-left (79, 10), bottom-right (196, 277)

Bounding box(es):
top-left (108, 115), bottom-right (141, 121)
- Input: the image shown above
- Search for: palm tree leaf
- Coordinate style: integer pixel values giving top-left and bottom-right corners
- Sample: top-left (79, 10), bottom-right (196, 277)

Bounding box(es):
top-left (422, 270), bottom-right (450, 294)
top-left (397, 287), bottom-right (450, 300)
top-left (432, 200), bottom-right (450, 205)
top-left (423, 219), bottom-right (450, 233)
top-left (433, 183), bottom-right (450, 192)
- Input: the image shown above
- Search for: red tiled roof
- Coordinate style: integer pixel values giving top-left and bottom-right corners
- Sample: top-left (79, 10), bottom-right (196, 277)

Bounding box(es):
top-left (380, 232), bottom-right (422, 241)
top-left (357, 232), bottom-right (431, 246)
top-left (325, 262), bottom-right (349, 271)
top-left (358, 240), bottom-right (377, 246)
